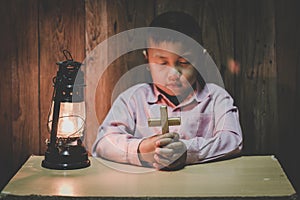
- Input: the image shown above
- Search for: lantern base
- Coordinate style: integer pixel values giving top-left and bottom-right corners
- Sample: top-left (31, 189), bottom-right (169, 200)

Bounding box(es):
top-left (42, 142), bottom-right (90, 170)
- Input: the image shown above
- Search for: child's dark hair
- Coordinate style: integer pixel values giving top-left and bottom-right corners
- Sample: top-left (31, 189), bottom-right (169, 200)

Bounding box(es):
top-left (147, 11), bottom-right (206, 87)
top-left (148, 11), bottom-right (202, 44)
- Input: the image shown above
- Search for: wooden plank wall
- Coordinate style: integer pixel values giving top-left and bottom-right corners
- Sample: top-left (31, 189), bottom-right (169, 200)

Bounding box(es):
top-left (84, 0), bottom-right (155, 149)
top-left (235, 0), bottom-right (279, 154)
top-left (39, 0), bottom-right (85, 154)
top-left (0, 0), bottom-right (40, 190)
top-left (275, 0), bottom-right (300, 190)
top-left (0, 0), bottom-right (299, 192)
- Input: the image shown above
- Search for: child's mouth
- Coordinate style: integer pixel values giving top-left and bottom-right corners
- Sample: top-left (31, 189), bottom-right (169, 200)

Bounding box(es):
top-left (167, 83), bottom-right (182, 88)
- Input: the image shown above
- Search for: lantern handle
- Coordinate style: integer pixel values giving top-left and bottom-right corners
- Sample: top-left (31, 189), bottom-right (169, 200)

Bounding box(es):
top-left (63, 49), bottom-right (73, 61)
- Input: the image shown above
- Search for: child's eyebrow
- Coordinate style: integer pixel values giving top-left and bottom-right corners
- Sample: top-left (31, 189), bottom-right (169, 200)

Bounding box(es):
top-left (157, 56), bottom-right (168, 59)
top-left (152, 53), bottom-right (168, 59)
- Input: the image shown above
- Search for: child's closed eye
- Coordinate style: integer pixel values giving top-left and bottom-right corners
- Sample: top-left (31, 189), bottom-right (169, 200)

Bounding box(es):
top-left (179, 61), bottom-right (190, 65)
top-left (177, 61), bottom-right (191, 67)
top-left (155, 61), bottom-right (166, 65)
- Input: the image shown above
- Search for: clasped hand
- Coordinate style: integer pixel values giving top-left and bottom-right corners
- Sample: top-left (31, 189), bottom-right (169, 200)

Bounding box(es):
top-left (138, 132), bottom-right (187, 170)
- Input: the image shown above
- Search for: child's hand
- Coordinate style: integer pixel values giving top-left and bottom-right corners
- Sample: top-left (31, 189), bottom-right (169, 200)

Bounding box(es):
top-left (153, 135), bottom-right (187, 171)
top-left (138, 132), bottom-right (179, 166)
top-left (138, 132), bottom-right (187, 170)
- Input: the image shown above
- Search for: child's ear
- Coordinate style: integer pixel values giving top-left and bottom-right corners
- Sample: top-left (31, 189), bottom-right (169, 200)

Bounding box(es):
top-left (142, 50), bottom-right (148, 59)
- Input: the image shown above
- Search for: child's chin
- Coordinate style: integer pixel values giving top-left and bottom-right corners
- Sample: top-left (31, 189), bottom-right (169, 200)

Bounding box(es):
top-left (166, 88), bottom-right (182, 96)
top-left (157, 85), bottom-right (183, 96)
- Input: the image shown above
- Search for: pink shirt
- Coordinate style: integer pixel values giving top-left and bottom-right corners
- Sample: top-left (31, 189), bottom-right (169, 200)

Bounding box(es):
top-left (92, 83), bottom-right (243, 166)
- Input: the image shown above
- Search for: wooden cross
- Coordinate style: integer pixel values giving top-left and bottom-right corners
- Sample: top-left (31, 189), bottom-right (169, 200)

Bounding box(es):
top-left (148, 106), bottom-right (181, 134)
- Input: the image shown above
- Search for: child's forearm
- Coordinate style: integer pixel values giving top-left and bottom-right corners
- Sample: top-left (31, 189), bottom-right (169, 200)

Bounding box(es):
top-left (181, 131), bottom-right (242, 164)
top-left (92, 129), bottom-right (143, 166)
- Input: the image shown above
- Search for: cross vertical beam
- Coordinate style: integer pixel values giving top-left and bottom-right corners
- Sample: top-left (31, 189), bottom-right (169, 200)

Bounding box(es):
top-left (148, 106), bottom-right (181, 134)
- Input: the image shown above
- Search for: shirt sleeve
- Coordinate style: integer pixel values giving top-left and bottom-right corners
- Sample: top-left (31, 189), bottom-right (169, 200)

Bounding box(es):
top-left (181, 90), bottom-right (243, 164)
top-left (91, 94), bottom-right (143, 166)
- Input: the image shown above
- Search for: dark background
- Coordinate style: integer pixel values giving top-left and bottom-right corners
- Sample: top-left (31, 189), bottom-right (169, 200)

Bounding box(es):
top-left (0, 0), bottom-right (300, 195)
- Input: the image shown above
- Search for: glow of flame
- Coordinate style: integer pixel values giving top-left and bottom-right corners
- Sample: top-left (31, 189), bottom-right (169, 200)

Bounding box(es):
top-left (57, 182), bottom-right (74, 196)
top-left (60, 118), bottom-right (75, 134)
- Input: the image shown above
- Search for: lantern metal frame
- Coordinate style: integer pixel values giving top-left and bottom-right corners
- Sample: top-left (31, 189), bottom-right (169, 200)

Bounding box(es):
top-left (42, 50), bottom-right (90, 170)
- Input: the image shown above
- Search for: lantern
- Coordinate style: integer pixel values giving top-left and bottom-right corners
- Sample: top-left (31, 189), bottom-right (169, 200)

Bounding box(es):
top-left (42, 50), bottom-right (90, 170)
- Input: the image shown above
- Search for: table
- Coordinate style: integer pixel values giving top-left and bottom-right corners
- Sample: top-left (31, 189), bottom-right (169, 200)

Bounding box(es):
top-left (0, 155), bottom-right (297, 199)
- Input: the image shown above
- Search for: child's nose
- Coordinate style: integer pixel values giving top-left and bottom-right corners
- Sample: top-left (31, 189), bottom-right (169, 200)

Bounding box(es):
top-left (168, 67), bottom-right (181, 81)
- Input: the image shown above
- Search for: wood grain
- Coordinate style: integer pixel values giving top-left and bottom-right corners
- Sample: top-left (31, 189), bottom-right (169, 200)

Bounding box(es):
top-left (0, 0), bottom-right (14, 190)
top-left (10, 0), bottom-right (39, 168)
top-left (1, 0), bottom-right (300, 193)
top-left (200, 0), bottom-right (236, 96)
top-left (235, 0), bottom-right (278, 154)
top-left (85, 0), bottom-right (154, 152)
top-left (85, 0), bottom-right (109, 152)
top-left (0, 0), bottom-right (39, 190)
top-left (275, 0), bottom-right (300, 190)
top-left (39, 0), bottom-right (85, 153)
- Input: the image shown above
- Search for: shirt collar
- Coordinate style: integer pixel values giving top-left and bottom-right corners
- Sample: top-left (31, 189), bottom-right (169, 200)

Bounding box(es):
top-left (194, 82), bottom-right (211, 103)
top-left (147, 83), bottom-right (162, 104)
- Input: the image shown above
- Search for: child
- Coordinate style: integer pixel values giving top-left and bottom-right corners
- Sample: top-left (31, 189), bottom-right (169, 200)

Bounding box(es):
top-left (92, 11), bottom-right (243, 170)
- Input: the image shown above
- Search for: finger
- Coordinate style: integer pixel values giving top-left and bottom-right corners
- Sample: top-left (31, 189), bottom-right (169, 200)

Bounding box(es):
top-left (154, 153), bottom-right (172, 167)
top-left (169, 132), bottom-right (180, 141)
top-left (153, 162), bottom-right (165, 170)
top-left (155, 147), bottom-right (174, 157)
top-left (171, 153), bottom-right (182, 161)
top-left (155, 138), bottom-right (173, 147)
top-left (165, 142), bottom-right (185, 150)
top-left (158, 132), bottom-right (176, 139)
top-left (156, 132), bottom-right (178, 140)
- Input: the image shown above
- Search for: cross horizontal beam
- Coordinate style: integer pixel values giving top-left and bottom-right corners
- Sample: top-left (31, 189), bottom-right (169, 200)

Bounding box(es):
top-left (148, 106), bottom-right (181, 134)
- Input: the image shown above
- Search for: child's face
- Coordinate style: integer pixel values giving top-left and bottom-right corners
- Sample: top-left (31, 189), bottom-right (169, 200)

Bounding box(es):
top-left (147, 39), bottom-right (197, 97)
